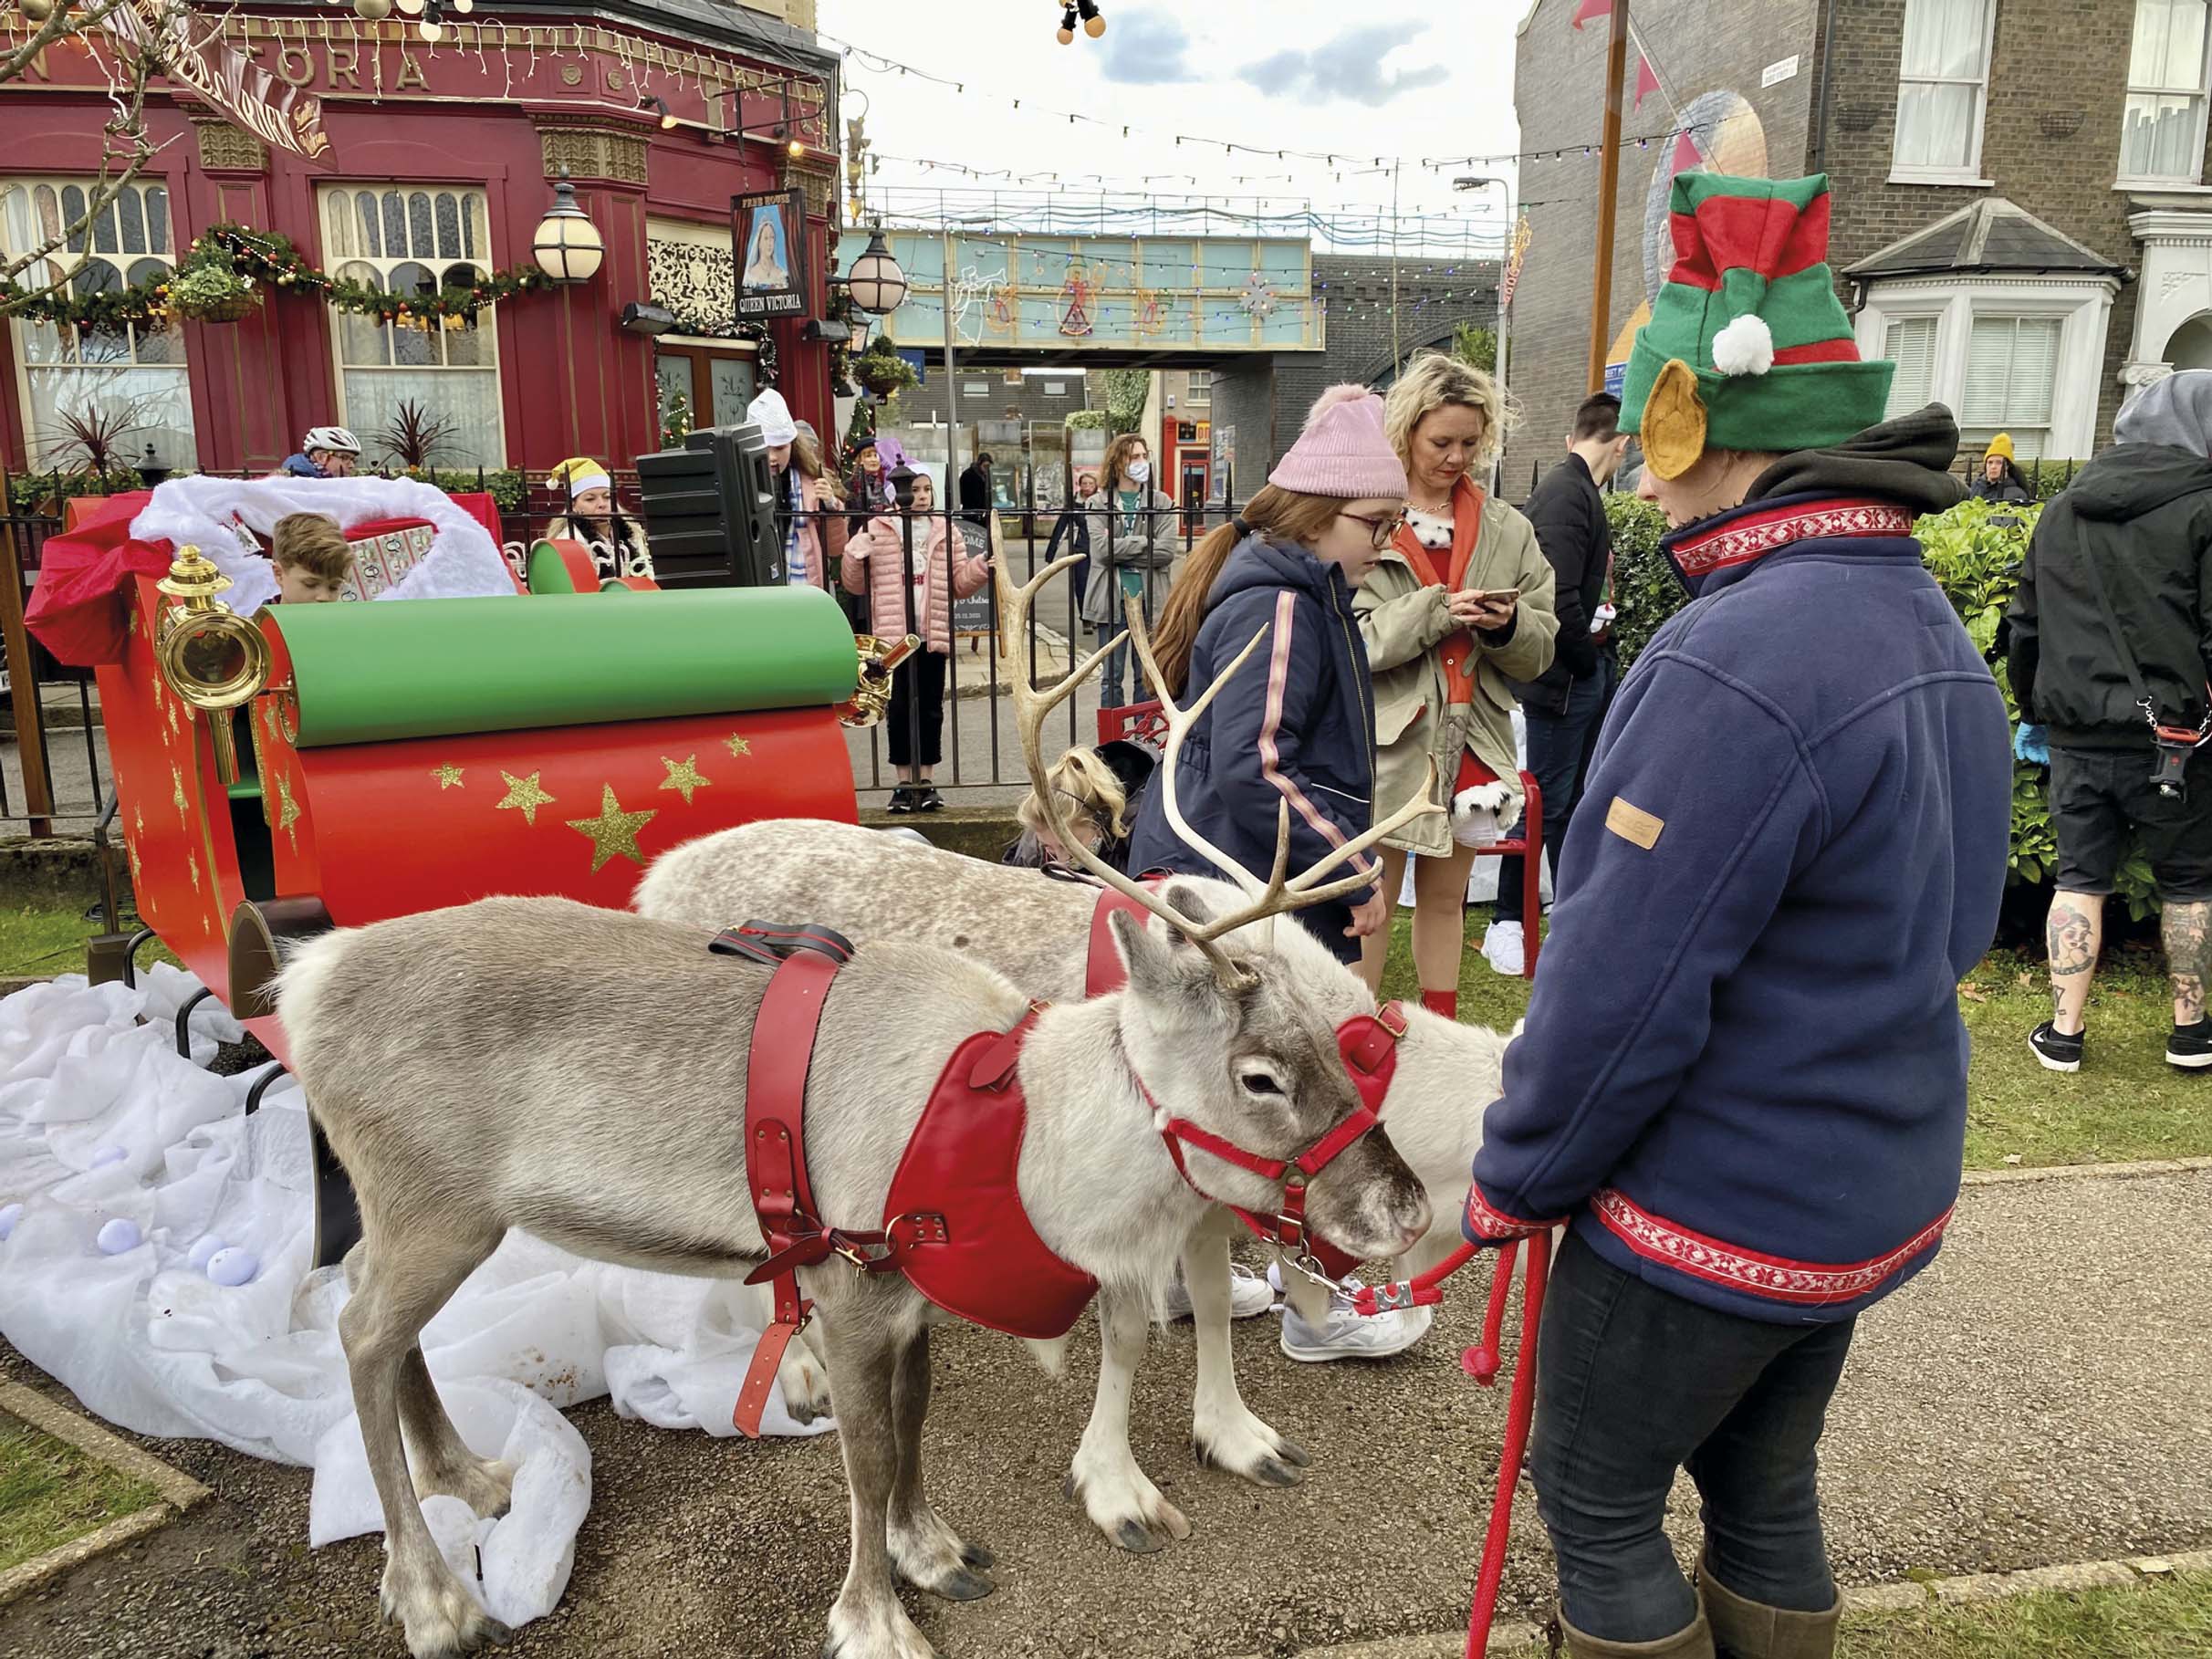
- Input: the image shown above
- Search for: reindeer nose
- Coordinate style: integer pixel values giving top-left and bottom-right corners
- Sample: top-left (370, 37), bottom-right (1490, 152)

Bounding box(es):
top-left (1394, 1190), bottom-right (1434, 1253)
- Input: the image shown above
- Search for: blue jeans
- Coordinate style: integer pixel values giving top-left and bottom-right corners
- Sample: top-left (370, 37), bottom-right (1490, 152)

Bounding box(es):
top-left (1497, 655), bottom-right (1616, 924)
top-left (1529, 1230), bottom-right (1852, 1641)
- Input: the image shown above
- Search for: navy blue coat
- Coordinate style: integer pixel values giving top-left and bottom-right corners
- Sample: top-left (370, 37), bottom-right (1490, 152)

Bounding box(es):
top-left (1126, 534), bottom-right (1380, 955)
top-left (1466, 494), bottom-right (2012, 1322)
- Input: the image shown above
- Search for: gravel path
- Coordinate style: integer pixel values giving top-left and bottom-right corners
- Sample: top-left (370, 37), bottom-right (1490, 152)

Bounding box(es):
top-left (4, 1165), bottom-right (2207, 1659)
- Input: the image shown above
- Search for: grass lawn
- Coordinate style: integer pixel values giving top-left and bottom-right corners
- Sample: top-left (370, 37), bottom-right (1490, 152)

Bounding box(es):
top-left (0, 1411), bottom-right (162, 1575)
top-left (1375, 912), bottom-right (2212, 1173)
top-left (1497, 1569), bottom-right (2212, 1657)
top-left (0, 902), bottom-right (175, 980)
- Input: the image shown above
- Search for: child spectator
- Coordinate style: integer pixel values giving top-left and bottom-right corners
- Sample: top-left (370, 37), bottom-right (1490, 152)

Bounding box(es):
top-left (269, 512), bottom-right (354, 604)
top-left (841, 473), bottom-right (988, 812)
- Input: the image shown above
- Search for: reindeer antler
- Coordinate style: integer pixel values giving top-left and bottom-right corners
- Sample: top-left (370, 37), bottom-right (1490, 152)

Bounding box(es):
top-left (998, 558), bottom-right (1442, 988)
top-left (1117, 588), bottom-right (1442, 945)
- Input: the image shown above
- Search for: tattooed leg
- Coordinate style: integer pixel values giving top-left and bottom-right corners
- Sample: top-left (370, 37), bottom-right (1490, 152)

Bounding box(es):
top-left (2163, 900), bottom-right (2211, 1028)
top-left (2047, 892), bottom-right (2104, 1037)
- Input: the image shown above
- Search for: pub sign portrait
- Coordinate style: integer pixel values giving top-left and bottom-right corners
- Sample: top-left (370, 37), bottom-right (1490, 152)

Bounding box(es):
top-left (733, 188), bottom-right (809, 320)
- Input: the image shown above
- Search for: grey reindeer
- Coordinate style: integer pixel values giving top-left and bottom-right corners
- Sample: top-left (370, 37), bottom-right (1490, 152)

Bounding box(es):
top-left (272, 574), bottom-right (1438, 1659)
top-left (637, 560), bottom-right (1509, 1551)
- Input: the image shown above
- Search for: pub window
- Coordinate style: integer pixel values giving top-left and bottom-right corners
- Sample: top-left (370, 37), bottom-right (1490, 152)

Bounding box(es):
top-left (318, 185), bottom-right (503, 467)
top-left (0, 179), bottom-right (197, 473)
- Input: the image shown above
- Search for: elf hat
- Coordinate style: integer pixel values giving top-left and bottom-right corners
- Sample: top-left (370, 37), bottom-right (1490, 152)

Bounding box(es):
top-left (549, 456), bottom-right (612, 499)
top-left (1620, 172), bottom-right (1894, 481)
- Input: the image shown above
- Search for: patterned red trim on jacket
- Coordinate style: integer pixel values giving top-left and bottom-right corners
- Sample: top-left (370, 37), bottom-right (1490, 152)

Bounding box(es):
top-left (1590, 1187), bottom-right (1952, 1305)
top-left (1463, 1181), bottom-right (1563, 1241)
top-left (1669, 498), bottom-right (1918, 580)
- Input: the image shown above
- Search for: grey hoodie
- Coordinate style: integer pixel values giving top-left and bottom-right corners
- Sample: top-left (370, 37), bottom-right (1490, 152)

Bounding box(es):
top-left (2114, 370), bottom-right (2212, 454)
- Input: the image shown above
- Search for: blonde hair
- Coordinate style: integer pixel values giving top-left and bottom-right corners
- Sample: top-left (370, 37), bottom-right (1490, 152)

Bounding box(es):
top-left (792, 429), bottom-right (827, 481)
top-left (1017, 746), bottom-right (1132, 846)
top-left (270, 512), bottom-right (354, 583)
top-left (1383, 350), bottom-right (1518, 474)
top-left (1151, 485), bottom-right (1348, 698)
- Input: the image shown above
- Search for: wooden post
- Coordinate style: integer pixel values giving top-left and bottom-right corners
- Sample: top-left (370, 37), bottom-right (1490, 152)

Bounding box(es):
top-left (0, 476), bottom-right (57, 838)
top-left (1589, 0), bottom-right (1632, 394)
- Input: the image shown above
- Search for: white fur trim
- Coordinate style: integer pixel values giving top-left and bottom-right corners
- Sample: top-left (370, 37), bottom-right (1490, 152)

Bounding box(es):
top-left (1450, 780), bottom-right (1517, 849)
top-left (130, 475), bottom-right (518, 615)
top-left (563, 469), bottom-right (611, 498)
top-left (1711, 313), bottom-right (1776, 377)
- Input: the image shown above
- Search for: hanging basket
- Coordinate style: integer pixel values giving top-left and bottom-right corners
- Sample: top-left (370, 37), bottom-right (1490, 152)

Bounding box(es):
top-left (179, 289), bottom-right (262, 325)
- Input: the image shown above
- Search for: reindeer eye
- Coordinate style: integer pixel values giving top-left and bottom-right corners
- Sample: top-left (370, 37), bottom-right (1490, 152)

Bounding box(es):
top-left (1238, 1069), bottom-right (1285, 1097)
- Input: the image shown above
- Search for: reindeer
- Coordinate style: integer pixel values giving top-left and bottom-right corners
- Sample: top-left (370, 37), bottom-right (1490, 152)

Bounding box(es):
top-left (273, 604), bottom-right (1439, 1659)
top-left (635, 560), bottom-right (1511, 1551)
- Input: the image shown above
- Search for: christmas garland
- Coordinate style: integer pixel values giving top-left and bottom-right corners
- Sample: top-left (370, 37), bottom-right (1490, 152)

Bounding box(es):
top-left (0, 220), bottom-right (553, 330)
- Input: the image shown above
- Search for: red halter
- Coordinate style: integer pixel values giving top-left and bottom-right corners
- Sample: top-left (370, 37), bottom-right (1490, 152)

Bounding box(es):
top-left (1086, 884), bottom-right (1406, 1280)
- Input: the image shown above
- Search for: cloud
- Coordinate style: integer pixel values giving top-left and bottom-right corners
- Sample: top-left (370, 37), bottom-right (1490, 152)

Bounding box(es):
top-left (1096, 9), bottom-right (1198, 85)
top-left (1236, 23), bottom-right (1449, 102)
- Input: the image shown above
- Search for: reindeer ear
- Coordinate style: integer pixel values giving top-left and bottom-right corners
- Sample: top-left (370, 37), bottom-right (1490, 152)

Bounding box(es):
top-left (1157, 880), bottom-right (1215, 929)
top-left (1107, 907), bottom-right (1226, 1007)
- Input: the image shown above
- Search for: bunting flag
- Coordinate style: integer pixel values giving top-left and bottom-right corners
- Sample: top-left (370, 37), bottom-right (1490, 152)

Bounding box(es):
top-left (1634, 55), bottom-right (1661, 110)
top-left (1572, 0), bottom-right (1612, 29)
top-left (96, 0), bottom-right (330, 159)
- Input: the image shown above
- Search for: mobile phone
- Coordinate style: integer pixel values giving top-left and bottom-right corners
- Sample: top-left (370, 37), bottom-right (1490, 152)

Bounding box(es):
top-left (1470, 587), bottom-right (1521, 601)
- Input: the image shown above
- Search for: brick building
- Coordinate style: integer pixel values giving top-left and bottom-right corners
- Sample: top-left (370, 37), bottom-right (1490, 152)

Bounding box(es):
top-left (1209, 251), bottom-right (1499, 494)
top-left (1510, 0), bottom-right (2212, 472)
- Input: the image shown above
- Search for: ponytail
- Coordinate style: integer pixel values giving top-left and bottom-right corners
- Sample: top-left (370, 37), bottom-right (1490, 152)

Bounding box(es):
top-left (1151, 520), bottom-right (1243, 700)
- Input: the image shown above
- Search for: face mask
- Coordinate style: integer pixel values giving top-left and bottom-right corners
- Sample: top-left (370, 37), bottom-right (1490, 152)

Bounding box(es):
top-left (1126, 461), bottom-right (1151, 485)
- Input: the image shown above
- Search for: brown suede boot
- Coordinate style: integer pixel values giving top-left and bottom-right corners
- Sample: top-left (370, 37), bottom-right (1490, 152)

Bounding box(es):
top-left (1558, 1609), bottom-right (1717, 1658)
top-left (1696, 1558), bottom-right (1843, 1659)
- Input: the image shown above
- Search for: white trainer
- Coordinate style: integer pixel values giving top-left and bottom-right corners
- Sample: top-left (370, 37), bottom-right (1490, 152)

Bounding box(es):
top-left (1481, 920), bottom-right (1526, 976)
top-left (1279, 1295), bottom-right (1434, 1362)
top-left (1160, 1264), bottom-right (1274, 1321)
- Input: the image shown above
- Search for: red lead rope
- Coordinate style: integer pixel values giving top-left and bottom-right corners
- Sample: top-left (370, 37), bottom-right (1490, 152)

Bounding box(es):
top-left (1351, 1233), bottom-right (1550, 1658)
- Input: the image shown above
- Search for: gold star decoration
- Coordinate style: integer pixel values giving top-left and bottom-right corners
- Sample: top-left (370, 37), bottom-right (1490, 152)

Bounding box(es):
top-left (126, 606), bottom-right (139, 639)
top-left (433, 762), bottom-right (465, 790)
top-left (496, 770), bottom-right (557, 827)
top-left (276, 773), bottom-right (301, 852)
top-left (171, 764), bottom-right (187, 826)
top-left (262, 701), bottom-right (281, 744)
top-left (723, 732), bottom-right (753, 757)
top-left (566, 784), bottom-right (658, 874)
top-left (164, 689), bottom-right (182, 741)
top-left (125, 837), bottom-right (142, 890)
top-left (659, 755), bottom-right (712, 806)
top-left (187, 850), bottom-right (201, 892)
top-left (133, 804), bottom-right (144, 840)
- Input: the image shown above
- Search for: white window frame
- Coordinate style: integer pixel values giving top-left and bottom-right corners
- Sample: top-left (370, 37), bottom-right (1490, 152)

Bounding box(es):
top-left (1184, 369), bottom-right (1213, 408)
top-left (316, 183), bottom-right (506, 468)
top-left (1889, 0), bottom-right (1999, 187)
top-left (0, 176), bottom-right (196, 473)
top-left (2118, 0), bottom-right (2212, 187)
top-left (1879, 312), bottom-right (1947, 421)
top-left (1854, 274), bottom-right (2121, 460)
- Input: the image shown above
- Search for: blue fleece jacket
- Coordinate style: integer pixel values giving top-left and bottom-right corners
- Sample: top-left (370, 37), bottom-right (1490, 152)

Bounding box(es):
top-left (1465, 493), bottom-right (2012, 1322)
top-left (1125, 534), bottom-right (1379, 914)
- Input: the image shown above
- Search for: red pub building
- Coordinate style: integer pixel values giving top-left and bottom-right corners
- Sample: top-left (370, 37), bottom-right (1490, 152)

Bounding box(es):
top-left (0, 0), bottom-right (845, 482)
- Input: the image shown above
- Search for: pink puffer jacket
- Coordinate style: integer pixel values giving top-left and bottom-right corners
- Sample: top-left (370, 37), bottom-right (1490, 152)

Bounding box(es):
top-left (841, 512), bottom-right (989, 652)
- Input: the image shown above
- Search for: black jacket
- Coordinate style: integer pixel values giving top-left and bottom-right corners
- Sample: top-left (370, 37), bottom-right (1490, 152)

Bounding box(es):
top-left (1971, 460), bottom-right (2032, 506)
top-left (1511, 453), bottom-right (1609, 702)
top-left (958, 464), bottom-right (992, 525)
top-left (2008, 443), bottom-right (2212, 747)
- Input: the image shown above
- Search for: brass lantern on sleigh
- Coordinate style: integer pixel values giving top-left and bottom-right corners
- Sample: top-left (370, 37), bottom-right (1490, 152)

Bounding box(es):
top-left (155, 545), bottom-right (272, 786)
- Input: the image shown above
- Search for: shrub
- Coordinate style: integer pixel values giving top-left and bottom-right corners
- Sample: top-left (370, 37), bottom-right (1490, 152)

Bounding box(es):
top-left (1602, 493), bottom-right (1682, 670)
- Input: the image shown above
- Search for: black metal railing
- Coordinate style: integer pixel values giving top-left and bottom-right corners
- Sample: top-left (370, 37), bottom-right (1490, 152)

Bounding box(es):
top-left (0, 494), bottom-right (113, 837)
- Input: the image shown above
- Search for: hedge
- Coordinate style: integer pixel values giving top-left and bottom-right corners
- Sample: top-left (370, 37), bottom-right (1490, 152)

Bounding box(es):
top-left (1602, 493), bottom-right (2155, 918)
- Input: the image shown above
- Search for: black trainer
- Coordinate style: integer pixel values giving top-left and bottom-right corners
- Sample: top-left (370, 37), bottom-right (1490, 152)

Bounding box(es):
top-left (915, 787), bottom-right (945, 813)
top-left (2167, 1020), bottom-right (2212, 1069)
top-left (2029, 1021), bottom-right (2083, 1073)
top-left (885, 786), bottom-right (916, 815)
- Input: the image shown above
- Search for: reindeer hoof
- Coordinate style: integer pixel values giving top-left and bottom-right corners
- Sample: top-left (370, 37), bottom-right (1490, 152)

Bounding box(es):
top-left (1278, 1437), bottom-right (1312, 1468)
top-left (1194, 1437), bottom-right (1304, 1487)
top-left (960, 1541), bottom-right (996, 1570)
top-left (936, 1567), bottom-right (996, 1602)
top-left (1113, 1518), bottom-right (1170, 1554)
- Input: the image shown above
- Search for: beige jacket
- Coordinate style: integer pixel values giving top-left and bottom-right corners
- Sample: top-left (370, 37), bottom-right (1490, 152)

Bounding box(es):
top-left (1353, 495), bottom-right (1560, 857)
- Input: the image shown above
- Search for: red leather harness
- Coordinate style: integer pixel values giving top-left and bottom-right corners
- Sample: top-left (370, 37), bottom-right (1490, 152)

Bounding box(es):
top-left (726, 921), bottom-right (1097, 1437)
top-left (1083, 887), bottom-right (1408, 1284)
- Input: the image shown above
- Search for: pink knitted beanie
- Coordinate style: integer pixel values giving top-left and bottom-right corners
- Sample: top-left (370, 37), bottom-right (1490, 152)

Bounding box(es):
top-left (1268, 384), bottom-right (1411, 499)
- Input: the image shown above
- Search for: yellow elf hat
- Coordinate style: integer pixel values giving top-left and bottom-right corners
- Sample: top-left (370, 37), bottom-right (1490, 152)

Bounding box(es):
top-left (549, 456), bottom-right (612, 498)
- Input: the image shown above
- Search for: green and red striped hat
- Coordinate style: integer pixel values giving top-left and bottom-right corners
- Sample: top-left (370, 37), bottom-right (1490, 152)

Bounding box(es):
top-left (1620, 172), bottom-right (1894, 479)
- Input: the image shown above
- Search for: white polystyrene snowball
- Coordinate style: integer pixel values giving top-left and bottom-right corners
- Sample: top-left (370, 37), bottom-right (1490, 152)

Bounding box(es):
top-left (206, 1247), bottom-right (260, 1288)
top-left (187, 1235), bottom-right (225, 1271)
top-left (97, 1217), bottom-right (142, 1255)
top-left (0, 1202), bottom-right (22, 1241)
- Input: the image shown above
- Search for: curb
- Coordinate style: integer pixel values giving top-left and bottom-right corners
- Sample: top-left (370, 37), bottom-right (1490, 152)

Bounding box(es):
top-left (0, 1378), bottom-right (213, 1610)
top-left (1234, 1549), bottom-right (2212, 1657)
top-left (1961, 1153), bottom-right (2212, 1186)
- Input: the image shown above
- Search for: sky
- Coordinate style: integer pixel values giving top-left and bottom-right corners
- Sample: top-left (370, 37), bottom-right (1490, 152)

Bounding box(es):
top-left (814, 0), bottom-right (1533, 254)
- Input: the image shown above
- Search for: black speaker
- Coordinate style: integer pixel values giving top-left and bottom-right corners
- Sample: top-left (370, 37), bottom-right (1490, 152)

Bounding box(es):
top-left (634, 421), bottom-right (784, 588)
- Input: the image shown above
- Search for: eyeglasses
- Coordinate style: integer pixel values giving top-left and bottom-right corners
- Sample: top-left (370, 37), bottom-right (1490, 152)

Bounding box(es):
top-left (1339, 509), bottom-right (1408, 550)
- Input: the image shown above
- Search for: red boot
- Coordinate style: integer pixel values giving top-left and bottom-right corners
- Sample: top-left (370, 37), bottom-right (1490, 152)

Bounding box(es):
top-left (1420, 988), bottom-right (1458, 1021)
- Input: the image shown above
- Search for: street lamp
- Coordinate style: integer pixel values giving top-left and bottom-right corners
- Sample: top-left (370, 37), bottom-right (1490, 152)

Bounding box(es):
top-left (844, 226), bottom-right (909, 317)
top-left (531, 168), bottom-right (604, 285)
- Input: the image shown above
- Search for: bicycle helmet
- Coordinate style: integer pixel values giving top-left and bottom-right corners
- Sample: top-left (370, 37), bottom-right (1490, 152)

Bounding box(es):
top-left (302, 425), bottom-right (361, 455)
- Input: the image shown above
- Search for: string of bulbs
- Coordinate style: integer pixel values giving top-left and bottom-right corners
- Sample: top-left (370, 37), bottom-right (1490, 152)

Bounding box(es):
top-left (336, 0), bottom-right (475, 44)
